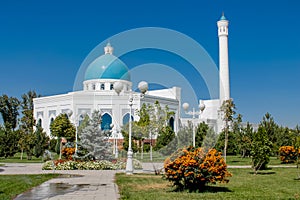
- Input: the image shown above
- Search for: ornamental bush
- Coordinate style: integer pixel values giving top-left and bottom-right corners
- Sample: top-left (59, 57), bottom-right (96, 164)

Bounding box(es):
top-left (279, 146), bottom-right (299, 163)
top-left (164, 147), bottom-right (232, 191)
top-left (42, 158), bottom-right (143, 170)
top-left (61, 147), bottom-right (75, 160)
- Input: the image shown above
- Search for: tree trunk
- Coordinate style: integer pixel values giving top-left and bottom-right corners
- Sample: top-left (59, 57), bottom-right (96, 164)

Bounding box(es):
top-left (20, 149), bottom-right (23, 160)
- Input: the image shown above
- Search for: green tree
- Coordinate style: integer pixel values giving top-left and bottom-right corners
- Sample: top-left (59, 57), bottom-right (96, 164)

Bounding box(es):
top-left (20, 91), bottom-right (40, 134)
top-left (33, 126), bottom-right (49, 158)
top-left (0, 126), bottom-right (20, 158)
top-left (176, 121), bottom-right (193, 148)
top-left (0, 95), bottom-right (20, 130)
top-left (154, 126), bottom-right (175, 152)
top-left (259, 113), bottom-right (278, 155)
top-left (50, 113), bottom-right (76, 141)
top-left (220, 99), bottom-right (236, 162)
top-left (195, 122), bottom-right (209, 148)
top-left (238, 122), bottom-right (254, 158)
top-left (78, 110), bottom-right (112, 160)
top-left (251, 127), bottom-right (272, 173)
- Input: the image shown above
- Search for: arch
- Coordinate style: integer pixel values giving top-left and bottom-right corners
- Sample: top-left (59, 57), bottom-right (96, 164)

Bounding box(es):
top-left (78, 114), bottom-right (85, 126)
top-left (101, 113), bottom-right (112, 130)
top-left (122, 113), bottom-right (134, 126)
top-left (169, 117), bottom-right (175, 131)
top-left (37, 118), bottom-right (42, 128)
top-left (100, 83), bottom-right (105, 90)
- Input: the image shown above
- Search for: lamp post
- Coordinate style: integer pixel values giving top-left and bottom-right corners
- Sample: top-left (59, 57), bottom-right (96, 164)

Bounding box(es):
top-left (67, 110), bottom-right (87, 155)
top-left (182, 101), bottom-right (205, 147)
top-left (110, 123), bottom-right (119, 159)
top-left (114, 81), bottom-right (148, 175)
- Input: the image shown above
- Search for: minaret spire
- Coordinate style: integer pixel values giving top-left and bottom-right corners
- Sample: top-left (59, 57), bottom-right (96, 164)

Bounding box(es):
top-left (217, 13), bottom-right (230, 102)
top-left (104, 42), bottom-right (114, 55)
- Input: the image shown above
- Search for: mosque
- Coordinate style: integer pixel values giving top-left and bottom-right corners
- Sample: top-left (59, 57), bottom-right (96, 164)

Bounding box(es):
top-left (33, 14), bottom-right (230, 139)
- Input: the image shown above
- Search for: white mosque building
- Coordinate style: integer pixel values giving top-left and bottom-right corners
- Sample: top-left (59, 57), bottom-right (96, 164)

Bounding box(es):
top-left (33, 14), bottom-right (230, 138)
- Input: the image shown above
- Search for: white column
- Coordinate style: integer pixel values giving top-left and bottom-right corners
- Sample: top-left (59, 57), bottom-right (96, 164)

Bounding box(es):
top-left (218, 15), bottom-right (230, 102)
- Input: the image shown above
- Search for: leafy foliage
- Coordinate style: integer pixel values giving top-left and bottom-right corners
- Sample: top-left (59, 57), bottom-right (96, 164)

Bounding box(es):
top-left (33, 126), bottom-right (49, 158)
top-left (78, 110), bottom-right (112, 160)
top-left (279, 146), bottom-right (299, 163)
top-left (50, 113), bottom-right (76, 141)
top-left (0, 126), bottom-right (20, 158)
top-left (0, 94), bottom-right (20, 130)
top-left (219, 99), bottom-right (236, 161)
top-left (164, 147), bottom-right (232, 191)
top-left (250, 127), bottom-right (272, 173)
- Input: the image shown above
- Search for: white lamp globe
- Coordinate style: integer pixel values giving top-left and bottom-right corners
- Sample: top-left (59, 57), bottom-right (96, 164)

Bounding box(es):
top-left (114, 82), bottom-right (123, 95)
top-left (182, 102), bottom-right (189, 111)
top-left (138, 81), bottom-right (148, 94)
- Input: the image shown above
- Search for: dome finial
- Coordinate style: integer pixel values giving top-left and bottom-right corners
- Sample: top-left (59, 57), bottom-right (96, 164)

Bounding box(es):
top-left (220, 12), bottom-right (226, 20)
top-left (104, 42), bottom-right (114, 55)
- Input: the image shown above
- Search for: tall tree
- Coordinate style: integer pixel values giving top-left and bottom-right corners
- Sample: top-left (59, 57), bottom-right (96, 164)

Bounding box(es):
top-left (0, 95), bottom-right (20, 130)
top-left (220, 99), bottom-right (236, 162)
top-left (78, 110), bottom-right (112, 160)
top-left (251, 127), bottom-right (272, 173)
top-left (259, 113), bottom-right (279, 155)
top-left (33, 125), bottom-right (49, 158)
top-left (20, 90), bottom-right (40, 134)
top-left (0, 126), bottom-right (20, 158)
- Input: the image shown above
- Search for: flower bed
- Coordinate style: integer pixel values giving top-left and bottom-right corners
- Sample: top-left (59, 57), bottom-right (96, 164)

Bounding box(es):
top-left (42, 158), bottom-right (142, 170)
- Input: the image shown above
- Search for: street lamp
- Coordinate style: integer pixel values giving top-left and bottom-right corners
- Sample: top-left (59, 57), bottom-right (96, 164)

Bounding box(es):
top-left (114, 81), bottom-right (148, 175)
top-left (110, 123), bottom-right (119, 159)
top-left (182, 101), bottom-right (205, 147)
top-left (67, 110), bottom-right (87, 155)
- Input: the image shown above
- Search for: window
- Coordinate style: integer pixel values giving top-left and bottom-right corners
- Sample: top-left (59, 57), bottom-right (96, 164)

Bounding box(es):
top-left (110, 83), bottom-right (114, 90)
top-left (92, 84), bottom-right (96, 90)
top-left (101, 84), bottom-right (105, 90)
top-left (169, 117), bottom-right (174, 131)
top-left (37, 119), bottom-right (42, 127)
top-left (122, 113), bottom-right (134, 126)
top-left (101, 113), bottom-right (112, 130)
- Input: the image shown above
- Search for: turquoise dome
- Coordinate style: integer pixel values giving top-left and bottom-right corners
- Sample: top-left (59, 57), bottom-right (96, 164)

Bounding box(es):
top-left (84, 54), bottom-right (131, 81)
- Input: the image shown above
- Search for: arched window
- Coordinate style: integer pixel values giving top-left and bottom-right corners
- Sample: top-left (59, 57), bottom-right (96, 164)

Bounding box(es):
top-left (78, 115), bottom-right (84, 126)
top-left (122, 113), bottom-right (134, 126)
top-left (169, 117), bottom-right (174, 131)
top-left (37, 118), bottom-right (42, 127)
top-left (110, 83), bottom-right (114, 90)
top-left (100, 84), bottom-right (105, 90)
top-left (92, 84), bottom-right (96, 90)
top-left (101, 113), bottom-right (112, 130)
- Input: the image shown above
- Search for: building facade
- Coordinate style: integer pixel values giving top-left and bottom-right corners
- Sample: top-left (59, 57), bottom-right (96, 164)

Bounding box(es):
top-left (33, 14), bottom-right (230, 137)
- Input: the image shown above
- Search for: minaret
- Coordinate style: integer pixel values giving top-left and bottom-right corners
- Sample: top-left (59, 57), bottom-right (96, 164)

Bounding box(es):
top-left (217, 13), bottom-right (230, 102)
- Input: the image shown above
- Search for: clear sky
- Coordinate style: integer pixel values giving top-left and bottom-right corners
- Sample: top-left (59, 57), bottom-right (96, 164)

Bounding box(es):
top-left (0, 0), bottom-right (299, 127)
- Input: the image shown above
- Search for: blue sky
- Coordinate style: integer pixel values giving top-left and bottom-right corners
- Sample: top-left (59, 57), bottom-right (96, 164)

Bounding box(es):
top-left (0, 0), bottom-right (299, 127)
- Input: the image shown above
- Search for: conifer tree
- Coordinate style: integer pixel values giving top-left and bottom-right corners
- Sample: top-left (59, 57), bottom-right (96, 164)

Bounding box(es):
top-left (79, 110), bottom-right (112, 160)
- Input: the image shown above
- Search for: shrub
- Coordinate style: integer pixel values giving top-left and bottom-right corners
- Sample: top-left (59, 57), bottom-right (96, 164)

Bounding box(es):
top-left (163, 147), bottom-right (232, 191)
top-left (61, 147), bottom-right (75, 160)
top-left (279, 146), bottom-right (299, 163)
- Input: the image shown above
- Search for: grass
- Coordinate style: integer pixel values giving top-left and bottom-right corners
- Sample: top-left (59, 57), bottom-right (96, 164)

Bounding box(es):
top-left (0, 174), bottom-right (59, 200)
top-left (116, 167), bottom-right (300, 200)
top-left (0, 152), bottom-right (59, 163)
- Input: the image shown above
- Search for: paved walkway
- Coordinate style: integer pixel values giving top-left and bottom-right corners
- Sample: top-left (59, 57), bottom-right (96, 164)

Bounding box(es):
top-left (0, 163), bottom-right (120, 200)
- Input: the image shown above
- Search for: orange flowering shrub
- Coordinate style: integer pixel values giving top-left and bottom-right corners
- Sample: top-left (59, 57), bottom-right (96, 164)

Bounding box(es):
top-left (61, 147), bottom-right (75, 160)
top-left (279, 146), bottom-right (299, 163)
top-left (163, 147), bottom-right (232, 191)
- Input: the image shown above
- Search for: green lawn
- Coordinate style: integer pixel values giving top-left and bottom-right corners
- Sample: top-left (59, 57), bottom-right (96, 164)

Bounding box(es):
top-left (0, 174), bottom-right (59, 200)
top-left (0, 152), bottom-right (59, 163)
top-left (116, 167), bottom-right (300, 200)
